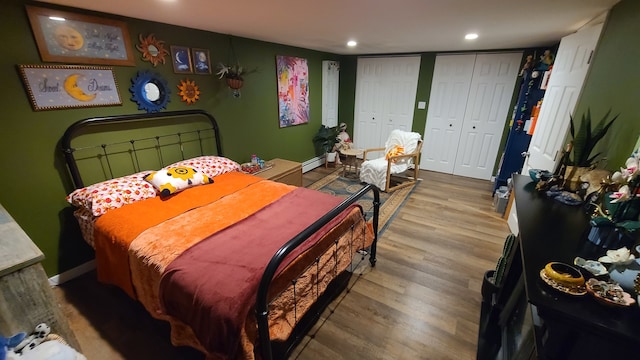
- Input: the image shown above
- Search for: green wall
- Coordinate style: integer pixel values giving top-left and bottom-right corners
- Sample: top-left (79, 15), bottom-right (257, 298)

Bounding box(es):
top-left (573, 0), bottom-right (640, 171)
top-left (0, 0), bottom-right (339, 275)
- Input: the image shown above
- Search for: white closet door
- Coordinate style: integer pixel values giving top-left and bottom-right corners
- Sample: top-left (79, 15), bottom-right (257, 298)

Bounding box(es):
top-left (453, 52), bottom-right (522, 179)
top-left (421, 54), bottom-right (476, 173)
top-left (422, 52), bottom-right (521, 179)
top-left (523, 24), bottom-right (604, 173)
top-left (322, 60), bottom-right (340, 128)
top-left (382, 57), bottom-right (421, 143)
top-left (354, 58), bottom-right (386, 150)
top-left (354, 56), bottom-right (420, 151)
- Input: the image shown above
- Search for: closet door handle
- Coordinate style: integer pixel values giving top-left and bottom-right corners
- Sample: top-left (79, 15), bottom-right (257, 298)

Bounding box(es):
top-left (449, 124), bottom-right (452, 127)
top-left (472, 126), bottom-right (476, 129)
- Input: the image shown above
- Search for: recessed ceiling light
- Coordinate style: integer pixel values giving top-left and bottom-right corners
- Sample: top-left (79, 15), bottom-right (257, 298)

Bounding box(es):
top-left (465, 33), bottom-right (479, 40)
top-left (49, 16), bottom-right (65, 21)
top-left (347, 40), bottom-right (357, 47)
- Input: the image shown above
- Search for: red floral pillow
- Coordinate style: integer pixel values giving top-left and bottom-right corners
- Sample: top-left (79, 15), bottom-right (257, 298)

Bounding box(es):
top-left (66, 171), bottom-right (157, 217)
top-left (169, 156), bottom-right (240, 178)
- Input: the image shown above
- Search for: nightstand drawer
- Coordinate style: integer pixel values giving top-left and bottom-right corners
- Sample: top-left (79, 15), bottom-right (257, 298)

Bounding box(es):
top-left (255, 158), bottom-right (302, 186)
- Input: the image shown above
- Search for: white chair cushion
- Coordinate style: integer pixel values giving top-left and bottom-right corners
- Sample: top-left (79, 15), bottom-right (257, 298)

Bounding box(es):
top-left (385, 130), bottom-right (422, 157)
top-left (360, 158), bottom-right (410, 190)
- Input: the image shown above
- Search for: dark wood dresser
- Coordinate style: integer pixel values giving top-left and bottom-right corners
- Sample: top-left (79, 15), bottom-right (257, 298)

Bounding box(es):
top-left (477, 175), bottom-right (640, 359)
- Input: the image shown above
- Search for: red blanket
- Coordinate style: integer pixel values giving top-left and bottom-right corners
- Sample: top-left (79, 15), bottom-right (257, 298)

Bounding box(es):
top-left (159, 187), bottom-right (358, 359)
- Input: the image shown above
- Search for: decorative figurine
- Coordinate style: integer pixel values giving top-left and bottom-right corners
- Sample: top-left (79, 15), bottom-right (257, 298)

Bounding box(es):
top-left (333, 122), bottom-right (352, 165)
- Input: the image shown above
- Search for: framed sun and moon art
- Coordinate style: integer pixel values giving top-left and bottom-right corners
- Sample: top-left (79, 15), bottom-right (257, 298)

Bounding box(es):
top-left (18, 64), bottom-right (121, 111)
top-left (170, 46), bottom-right (193, 74)
top-left (25, 5), bottom-right (135, 66)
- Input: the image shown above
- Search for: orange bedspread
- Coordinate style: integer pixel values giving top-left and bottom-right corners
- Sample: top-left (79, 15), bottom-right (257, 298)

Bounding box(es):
top-left (93, 171), bottom-right (294, 298)
top-left (91, 171), bottom-right (374, 359)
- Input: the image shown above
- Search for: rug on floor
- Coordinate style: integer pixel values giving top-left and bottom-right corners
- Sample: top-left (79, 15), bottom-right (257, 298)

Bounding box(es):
top-left (306, 169), bottom-right (418, 234)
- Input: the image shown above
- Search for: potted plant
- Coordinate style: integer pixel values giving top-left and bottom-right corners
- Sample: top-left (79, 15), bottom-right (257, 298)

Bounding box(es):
top-left (568, 108), bottom-right (618, 168)
top-left (312, 125), bottom-right (339, 163)
top-left (216, 63), bottom-right (246, 89)
top-left (562, 108), bottom-right (618, 190)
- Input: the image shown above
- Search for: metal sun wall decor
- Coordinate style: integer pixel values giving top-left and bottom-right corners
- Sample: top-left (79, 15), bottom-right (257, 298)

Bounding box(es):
top-left (276, 55), bottom-right (309, 128)
top-left (177, 79), bottom-right (200, 105)
top-left (129, 71), bottom-right (171, 113)
top-left (136, 33), bottom-right (169, 67)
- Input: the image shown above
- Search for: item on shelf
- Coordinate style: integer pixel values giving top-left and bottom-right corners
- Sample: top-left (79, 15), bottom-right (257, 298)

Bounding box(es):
top-left (585, 278), bottom-right (635, 307)
top-left (240, 159), bottom-right (273, 175)
top-left (573, 257), bottom-right (608, 277)
top-left (240, 162), bottom-right (262, 174)
top-left (597, 247), bottom-right (635, 265)
top-left (539, 262), bottom-right (586, 296)
top-left (528, 168), bottom-right (553, 183)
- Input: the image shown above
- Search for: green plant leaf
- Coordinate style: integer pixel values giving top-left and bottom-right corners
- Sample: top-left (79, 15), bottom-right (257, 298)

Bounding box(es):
top-left (569, 108), bottom-right (618, 167)
top-left (312, 125), bottom-right (339, 155)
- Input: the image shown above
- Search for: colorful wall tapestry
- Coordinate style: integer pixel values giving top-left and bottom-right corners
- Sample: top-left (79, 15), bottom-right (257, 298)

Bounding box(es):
top-left (276, 55), bottom-right (309, 128)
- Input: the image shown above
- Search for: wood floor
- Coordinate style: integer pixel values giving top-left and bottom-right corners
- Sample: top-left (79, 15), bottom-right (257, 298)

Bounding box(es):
top-left (53, 167), bottom-right (509, 360)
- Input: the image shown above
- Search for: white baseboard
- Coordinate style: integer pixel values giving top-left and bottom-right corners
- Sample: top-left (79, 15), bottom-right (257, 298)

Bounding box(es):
top-left (48, 260), bottom-right (96, 286)
top-left (302, 156), bottom-right (324, 173)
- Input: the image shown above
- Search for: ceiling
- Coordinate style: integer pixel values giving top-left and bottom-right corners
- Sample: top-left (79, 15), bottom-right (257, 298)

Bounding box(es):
top-left (41, 0), bottom-right (620, 55)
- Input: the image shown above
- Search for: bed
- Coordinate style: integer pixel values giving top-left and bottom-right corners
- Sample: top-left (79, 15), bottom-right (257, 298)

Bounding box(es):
top-left (61, 110), bottom-right (380, 360)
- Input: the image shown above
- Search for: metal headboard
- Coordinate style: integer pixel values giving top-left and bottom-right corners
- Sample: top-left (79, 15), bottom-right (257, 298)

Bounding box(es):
top-left (61, 110), bottom-right (223, 189)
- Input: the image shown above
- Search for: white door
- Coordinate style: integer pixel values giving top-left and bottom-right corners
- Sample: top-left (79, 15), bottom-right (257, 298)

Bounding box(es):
top-left (354, 56), bottom-right (421, 151)
top-left (421, 52), bottom-right (521, 179)
top-left (322, 60), bottom-right (340, 128)
top-left (523, 24), bottom-right (604, 173)
top-left (354, 58), bottom-right (385, 150)
top-left (453, 52), bottom-right (522, 179)
top-left (421, 54), bottom-right (476, 173)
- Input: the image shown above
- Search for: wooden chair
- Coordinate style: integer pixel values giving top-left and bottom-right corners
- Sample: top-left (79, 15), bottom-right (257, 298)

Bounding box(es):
top-left (359, 130), bottom-right (423, 192)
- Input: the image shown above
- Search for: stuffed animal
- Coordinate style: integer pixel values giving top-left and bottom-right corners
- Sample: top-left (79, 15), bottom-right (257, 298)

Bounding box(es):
top-left (13, 324), bottom-right (50, 354)
top-left (1, 333), bottom-right (26, 360)
top-left (2, 327), bottom-right (85, 360)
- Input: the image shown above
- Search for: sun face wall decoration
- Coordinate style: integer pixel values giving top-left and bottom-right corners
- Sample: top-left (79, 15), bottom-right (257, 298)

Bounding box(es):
top-left (130, 70), bottom-right (171, 113)
top-left (177, 79), bottom-right (200, 105)
top-left (136, 33), bottom-right (169, 67)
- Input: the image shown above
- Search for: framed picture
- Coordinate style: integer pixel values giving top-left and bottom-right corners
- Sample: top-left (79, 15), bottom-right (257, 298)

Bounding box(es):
top-left (25, 5), bottom-right (135, 66)
top-left (277, 55), bottom-right (309, 128)
top-left (192, 48), bottom-right (212, 75)
top-left (18, 64), bottom-right (122, 111)
top-left (170, 46), bottom-right (193, 74)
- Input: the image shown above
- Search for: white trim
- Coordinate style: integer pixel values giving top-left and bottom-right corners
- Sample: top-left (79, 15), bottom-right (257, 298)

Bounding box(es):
top-left (48, 260), bottom-right (95, 286)
top-left (302, 156), bottom-right (324, 173)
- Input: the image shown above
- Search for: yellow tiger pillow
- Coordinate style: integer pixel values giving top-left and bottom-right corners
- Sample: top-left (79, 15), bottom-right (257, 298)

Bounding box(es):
top-left (144, 166), bottom-right (213, 197)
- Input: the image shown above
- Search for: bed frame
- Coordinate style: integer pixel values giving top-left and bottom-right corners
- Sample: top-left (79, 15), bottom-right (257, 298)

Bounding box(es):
top-left (61, 109), bottom-right (380, 359)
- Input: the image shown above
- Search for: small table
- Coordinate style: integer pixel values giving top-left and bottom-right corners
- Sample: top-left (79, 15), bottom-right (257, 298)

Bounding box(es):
top-left (340, 148), bottom-right (363, 178)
